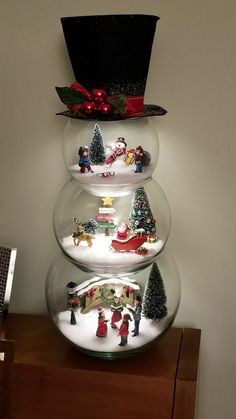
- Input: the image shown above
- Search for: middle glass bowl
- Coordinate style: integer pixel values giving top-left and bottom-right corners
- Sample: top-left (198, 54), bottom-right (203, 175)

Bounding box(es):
top-left (53, 177), bottom-right (170, 275)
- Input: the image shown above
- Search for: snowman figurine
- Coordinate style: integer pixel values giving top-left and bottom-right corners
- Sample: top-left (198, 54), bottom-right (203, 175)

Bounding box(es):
top-left (105, 137), bottom-right (127, 166)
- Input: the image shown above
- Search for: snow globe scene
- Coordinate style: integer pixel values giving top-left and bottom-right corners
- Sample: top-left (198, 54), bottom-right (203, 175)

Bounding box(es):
top-left (53, 178), bottom-right (171, 275)
top-left (62, 118), bottom-right (159, 190)
top-left (46, 249), bottom-right (180, 359)
top-left (46, 14), bottom-right (181, 360)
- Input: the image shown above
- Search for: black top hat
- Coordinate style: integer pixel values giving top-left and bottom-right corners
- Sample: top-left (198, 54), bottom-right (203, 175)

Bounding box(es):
top-left (115, 137), bottom-right (127, 147)
top-left (56, 14), bottom-right (167, 121)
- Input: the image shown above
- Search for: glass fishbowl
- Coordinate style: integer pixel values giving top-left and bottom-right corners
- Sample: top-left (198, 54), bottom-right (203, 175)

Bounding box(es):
top-left (45, 248), bottom-right (180, 359)
top-left (53, 177), bottom-right (171, 275)
top-left (62, 118), bottom-right (159, 191)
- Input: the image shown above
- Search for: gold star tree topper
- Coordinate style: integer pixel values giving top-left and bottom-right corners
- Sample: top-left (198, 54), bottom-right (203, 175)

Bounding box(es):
top-left (102, 197), bottom-right (114, 207)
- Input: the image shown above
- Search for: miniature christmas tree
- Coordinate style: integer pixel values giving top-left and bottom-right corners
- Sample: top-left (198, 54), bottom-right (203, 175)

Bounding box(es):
top-left (142, 150), bottom-right (151, 167)
top-left (84, 218), bottom-right (98, 234)
top-left (142, 262), bottom-right (167, 320)
top-left (89, 124), bottom-right (106, 165)
top-left (129, 187), bottom-right (156, 235)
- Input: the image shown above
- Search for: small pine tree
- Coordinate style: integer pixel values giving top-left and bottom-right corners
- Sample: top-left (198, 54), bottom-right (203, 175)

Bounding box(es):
top-left (89, 124), bottom-right (106, 165)
top-left (142, 150), bottom-right (151, 167)
top-left (84, 218), bottom-right (98, 234)
top-left (142, 262), bottom-right (167, 320)
top-left (129, 187), bottom-right (156, 234)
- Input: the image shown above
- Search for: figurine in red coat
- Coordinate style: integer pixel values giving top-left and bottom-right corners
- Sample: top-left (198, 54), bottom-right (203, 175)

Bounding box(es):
top-left (118, 313), bottom-right (132, 346)
top-left (96, 307), bottom-right (108, 337)
top-left (117, 222), bottom-right (130, 240)
top-left (110, 295), bottom-right (123, 328)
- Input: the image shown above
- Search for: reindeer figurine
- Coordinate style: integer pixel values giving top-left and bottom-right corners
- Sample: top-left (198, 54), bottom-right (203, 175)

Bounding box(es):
top-left (72, 218), bottom-right (94, 248)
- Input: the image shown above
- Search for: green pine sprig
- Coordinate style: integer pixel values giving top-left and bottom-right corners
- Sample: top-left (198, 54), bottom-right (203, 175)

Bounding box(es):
top-left (107, 94), bottom-right (127, 114)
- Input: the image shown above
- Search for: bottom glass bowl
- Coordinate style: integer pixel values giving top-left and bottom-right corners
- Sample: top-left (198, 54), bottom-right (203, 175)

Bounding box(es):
top-left (45, 248), bottom-right (180, 359)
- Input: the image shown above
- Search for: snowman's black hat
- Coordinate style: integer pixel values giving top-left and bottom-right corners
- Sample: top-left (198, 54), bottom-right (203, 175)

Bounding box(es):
top-left (115, 137), bottom-right (127, 147)
top-left (56, 14), bottom-right (167, 120)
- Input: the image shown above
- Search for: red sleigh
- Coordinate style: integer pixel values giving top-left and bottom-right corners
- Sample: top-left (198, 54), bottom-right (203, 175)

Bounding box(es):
top-left (111, 235), bottom-right (147, 252)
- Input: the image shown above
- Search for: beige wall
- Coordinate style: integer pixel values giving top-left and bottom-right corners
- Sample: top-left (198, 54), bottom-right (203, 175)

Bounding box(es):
top-left (1, 1), bottom-right (236, 418)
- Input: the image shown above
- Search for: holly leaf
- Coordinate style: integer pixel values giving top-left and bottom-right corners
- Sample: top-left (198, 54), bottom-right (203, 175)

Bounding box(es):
top-left (107, 94), bottom-right (127, 114)
top-left (55, 87), bottom-right (88, 105)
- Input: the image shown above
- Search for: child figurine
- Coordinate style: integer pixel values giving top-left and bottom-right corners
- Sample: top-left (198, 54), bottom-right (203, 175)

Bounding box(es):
top-left (128, 295), bottom-right (142, 336)
top-left (96, 307), bottom-right (108, 337)
top-left (105, 137), bottom-right (127, 165)
top-left (78, 146), bottom-right (93, 173)
top-left (110, 295), bottom-right (123, 328)
top-left (117, 313), bottom-right (132, 346)
top-left (134, 146), bottom-right (144, 173)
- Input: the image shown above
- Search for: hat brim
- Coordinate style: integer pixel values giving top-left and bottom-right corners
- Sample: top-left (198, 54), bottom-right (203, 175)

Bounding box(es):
top-left (56, 104), bottom-right (167, 121)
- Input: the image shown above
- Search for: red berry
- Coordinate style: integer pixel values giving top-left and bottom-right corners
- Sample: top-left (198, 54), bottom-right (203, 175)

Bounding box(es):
top-left (81, 101), bottom-right (96, 114)
top-left (91, 89), bottom-right (107, 103)
top-left (98, 103), bottom-right (112, 114)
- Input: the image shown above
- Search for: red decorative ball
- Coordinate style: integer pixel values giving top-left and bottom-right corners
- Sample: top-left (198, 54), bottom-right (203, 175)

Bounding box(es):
top-left (98, 103), bottom-right (112, 114)
top-left (91, 89), bottom-right (107, 103)
top-left (81, 101), bottom-right (96, 114)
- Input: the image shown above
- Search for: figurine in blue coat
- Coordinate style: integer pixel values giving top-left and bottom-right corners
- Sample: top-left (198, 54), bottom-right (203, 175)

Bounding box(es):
top-left (128, 295), bottom-right (142, 336)
top-left (78, 146), bottom-right (93, 173)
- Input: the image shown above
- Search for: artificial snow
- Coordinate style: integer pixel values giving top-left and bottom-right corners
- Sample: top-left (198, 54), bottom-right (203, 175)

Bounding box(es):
top-left (70, 159), bottom-right (155, 188)
top-left (61, 232), bottom-right (163, 272)
top-left (57, 306), bottom-right (171, 354)
top-left (75, 276), bottom-right (140, 296)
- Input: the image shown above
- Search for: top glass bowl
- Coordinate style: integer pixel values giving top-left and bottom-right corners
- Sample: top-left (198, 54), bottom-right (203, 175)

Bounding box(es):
top-left (62, 117), bottom-right (159, 192)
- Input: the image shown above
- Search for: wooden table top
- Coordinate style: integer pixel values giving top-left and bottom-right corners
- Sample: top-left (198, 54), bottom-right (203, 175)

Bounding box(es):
top-left (5, 313), bottom-right (200, 382)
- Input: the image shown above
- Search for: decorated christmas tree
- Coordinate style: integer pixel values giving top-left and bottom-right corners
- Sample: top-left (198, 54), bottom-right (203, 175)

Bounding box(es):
top-left (89, 124), bottom-right (106, 165)
top-left (129, 187), bottom-right (156, 234)
top-left (142, 262), bottom-right (167, 320)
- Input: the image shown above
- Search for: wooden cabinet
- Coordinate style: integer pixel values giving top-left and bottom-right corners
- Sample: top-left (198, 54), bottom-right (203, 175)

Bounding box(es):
top-left (4, 314), bottom-right (200, 419)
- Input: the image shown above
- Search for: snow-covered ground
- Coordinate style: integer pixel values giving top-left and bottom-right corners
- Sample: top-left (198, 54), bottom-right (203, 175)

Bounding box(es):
top-left (61, 233), bottom-right (164, 272)
top-left (70, 159), bottom-right (155, 189)
top-left (75, 276), bottom-right (140, 296)
top-left (57, 306), bottom-right (171, 355)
